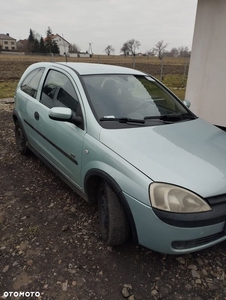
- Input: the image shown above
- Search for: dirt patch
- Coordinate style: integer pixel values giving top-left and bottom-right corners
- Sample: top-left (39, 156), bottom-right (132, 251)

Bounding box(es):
top-left (0, 54), bottom-right (187, 81)
top-left (1, 99), bottom-right (226, 300)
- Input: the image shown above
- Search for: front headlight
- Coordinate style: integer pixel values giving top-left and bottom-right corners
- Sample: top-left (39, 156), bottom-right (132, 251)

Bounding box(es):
top-left (150, 183), bottom-right (211, 213)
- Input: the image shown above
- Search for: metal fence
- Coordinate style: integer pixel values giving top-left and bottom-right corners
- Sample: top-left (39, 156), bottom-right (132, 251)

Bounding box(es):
top-left (0, 51), bottom-right (190, 84)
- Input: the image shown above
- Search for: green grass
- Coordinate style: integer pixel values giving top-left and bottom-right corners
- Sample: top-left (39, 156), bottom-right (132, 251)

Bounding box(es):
top-left (0, 80), bottom-right (18, 98)
top-left (169, 88), bottom-right (186, 100)
top-left (161, 74), bottom-right (187, 88)
top-left (154, 74), bottom-right (186, 100)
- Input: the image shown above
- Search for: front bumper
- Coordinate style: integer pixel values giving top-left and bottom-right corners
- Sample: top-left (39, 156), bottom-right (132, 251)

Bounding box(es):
top-left (123, 192), bottom-right (226, 254)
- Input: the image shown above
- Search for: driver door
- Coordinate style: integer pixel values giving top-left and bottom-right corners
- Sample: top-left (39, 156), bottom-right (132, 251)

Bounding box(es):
top-left (32, 68), bottom-right (85, 188)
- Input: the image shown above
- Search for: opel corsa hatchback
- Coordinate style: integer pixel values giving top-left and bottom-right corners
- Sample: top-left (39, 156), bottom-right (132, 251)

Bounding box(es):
top-left (13, 62), bottom-right (226, 254)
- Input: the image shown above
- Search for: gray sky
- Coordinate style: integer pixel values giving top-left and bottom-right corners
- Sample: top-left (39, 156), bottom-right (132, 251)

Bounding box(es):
top-left (1, 0), bottom-right (197, 54)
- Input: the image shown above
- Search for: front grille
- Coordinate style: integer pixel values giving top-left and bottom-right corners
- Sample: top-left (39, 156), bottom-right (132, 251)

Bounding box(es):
top-left (207, 194), bottom-right (226, 205)
top-left (172, 231), bottom-right (225, 250)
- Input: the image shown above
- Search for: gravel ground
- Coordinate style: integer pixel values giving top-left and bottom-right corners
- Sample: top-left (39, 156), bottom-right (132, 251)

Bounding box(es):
top-left (1, 99), bottom-right (226, 300)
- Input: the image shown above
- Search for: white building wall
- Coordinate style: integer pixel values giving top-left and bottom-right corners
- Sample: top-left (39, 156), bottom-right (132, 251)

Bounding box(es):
top-left (53, 36), bottom-right (70, 56)
top-left (186, 0), bottom-right (226, 127)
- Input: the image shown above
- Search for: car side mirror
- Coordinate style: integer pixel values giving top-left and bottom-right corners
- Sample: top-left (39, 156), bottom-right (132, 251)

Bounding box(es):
top-left (183, 99), bottom-right (191, 108)
top-left (49, 107), bottom-right (82, 126)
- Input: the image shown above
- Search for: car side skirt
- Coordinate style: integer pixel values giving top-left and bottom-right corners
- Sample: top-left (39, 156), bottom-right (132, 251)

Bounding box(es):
top-left (27, 143), bottom-right (88, 202)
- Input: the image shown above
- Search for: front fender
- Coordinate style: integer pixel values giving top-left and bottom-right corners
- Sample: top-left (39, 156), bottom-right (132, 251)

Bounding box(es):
top-left (82, 159), bottom-right (151, 206)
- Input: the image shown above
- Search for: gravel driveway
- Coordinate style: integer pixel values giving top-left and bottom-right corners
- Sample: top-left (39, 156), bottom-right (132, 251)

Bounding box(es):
top-left (1, 99), bottom-right (226, 300)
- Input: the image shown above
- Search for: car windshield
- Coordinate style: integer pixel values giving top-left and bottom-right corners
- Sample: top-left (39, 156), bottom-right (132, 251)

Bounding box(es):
top-left (82, 74), bottom-right (195, 128)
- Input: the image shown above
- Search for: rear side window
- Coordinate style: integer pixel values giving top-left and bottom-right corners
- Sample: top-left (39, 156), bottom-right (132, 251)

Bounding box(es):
top-left (21, 68), bottom-right (44, 98)
top-left (40, 70), bottom-right (78, 112)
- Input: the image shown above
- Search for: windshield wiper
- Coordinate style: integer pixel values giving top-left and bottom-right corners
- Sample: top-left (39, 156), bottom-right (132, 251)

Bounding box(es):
top-left (100, 117), bottom-right (145, 124)
top-left (144, 113), bottom-right (196, 122)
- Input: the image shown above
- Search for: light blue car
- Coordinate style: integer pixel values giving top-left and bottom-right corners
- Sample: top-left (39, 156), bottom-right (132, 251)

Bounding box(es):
top-left (13, 62), bottom-right (226, 254)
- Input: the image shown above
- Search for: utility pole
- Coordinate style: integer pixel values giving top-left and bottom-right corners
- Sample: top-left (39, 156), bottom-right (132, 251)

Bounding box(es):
top-left (88, 43), bottom-right (93, 57)
top-left (62, 33), bottom-right (67, 63)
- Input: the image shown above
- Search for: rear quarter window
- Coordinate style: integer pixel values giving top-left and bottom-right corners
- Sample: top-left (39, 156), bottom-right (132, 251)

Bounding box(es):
top-left (20, 68), bottom-right (44, 98)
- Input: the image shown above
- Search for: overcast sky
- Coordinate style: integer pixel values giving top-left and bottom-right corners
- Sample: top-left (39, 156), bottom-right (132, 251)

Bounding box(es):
top-left (1, 0), bottom-right (197, 54)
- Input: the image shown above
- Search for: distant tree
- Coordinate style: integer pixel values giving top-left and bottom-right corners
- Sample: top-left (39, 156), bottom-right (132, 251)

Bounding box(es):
top-left (104, 45), bottom-right (115, 56)
top-left (28, 29), bottom-right (35, 43)
top-left (44, 26), bottom-right (60, 54)
top-left (120, 42), bottom-right (130, 56)
top-left (45, 26), bottom-right (54, 53)
top-left (146, 49), bottom-right (155, 57)
top-left (39, 37), bottom-right (47, 54)
top-left (51, 40), bottom-right (60, 54)
top-left (121, 39), bottom-right (140, 56)
top-left (152, 40), bottom-right (168, 60)
top-left (27, 29), bottom-right (35, 52)
top-left (177, 46), bottom-right (190, 57)
top-left (34, 31), bottom-right (41, 42)
top-left (33, 39), bottom-right (40, 53)
top-left (169, 47), bottom-right (179, 57)
top-left (127, 39), bottom-right (141, 56)
top-left (69, 43), bottom-right (80, 53)
top-left (164, 46), bottom-right (190, 58)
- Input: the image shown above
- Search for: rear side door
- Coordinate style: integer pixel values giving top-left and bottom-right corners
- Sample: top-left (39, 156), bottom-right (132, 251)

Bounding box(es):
top-left (31, 67), bottom-right (86, 189)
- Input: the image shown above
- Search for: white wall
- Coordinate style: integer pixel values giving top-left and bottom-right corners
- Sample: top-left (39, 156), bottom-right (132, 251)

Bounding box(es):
top-left (53, 36), bottom-right (70, 56)
top-left (186, 0), bottom-right (226, 127)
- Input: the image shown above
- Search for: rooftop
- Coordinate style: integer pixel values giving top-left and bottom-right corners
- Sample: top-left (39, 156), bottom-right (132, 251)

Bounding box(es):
top-left (0, 33), bottom-right (16, 40)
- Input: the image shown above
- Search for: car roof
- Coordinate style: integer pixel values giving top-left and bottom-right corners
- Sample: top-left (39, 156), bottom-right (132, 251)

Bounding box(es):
top-left (57, 62), bottom-right (146, 76)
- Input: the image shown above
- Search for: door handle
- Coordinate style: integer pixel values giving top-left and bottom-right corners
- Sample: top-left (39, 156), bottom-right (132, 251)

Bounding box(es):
top-left (34, 112), bottom-right (39, 120)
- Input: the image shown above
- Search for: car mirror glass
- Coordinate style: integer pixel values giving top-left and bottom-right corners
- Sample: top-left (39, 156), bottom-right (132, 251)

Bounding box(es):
top-left (183, 99), bottom-right (191, 108)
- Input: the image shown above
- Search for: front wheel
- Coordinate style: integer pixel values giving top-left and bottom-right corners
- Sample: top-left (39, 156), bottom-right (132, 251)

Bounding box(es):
top-left (97, 181), bottom-right (130, 246)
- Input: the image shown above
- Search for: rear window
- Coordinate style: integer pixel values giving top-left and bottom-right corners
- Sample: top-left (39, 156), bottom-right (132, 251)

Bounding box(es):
top-left (21, 68), bottom-right (44, 98)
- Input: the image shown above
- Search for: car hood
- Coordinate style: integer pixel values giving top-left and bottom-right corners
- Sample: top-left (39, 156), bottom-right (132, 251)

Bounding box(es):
top-left (100, 119), bottom-right (226, 198)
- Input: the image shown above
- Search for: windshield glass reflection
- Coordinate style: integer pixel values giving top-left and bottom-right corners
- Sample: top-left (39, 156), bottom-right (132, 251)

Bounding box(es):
top-left (82, 74), bottom-right (191, 125)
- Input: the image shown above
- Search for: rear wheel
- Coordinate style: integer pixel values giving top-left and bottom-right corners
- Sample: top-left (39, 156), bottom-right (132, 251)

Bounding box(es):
top-left (97, 181), bottom-right (130, 246)
top-left (15, 121), bottom-right (29, 155)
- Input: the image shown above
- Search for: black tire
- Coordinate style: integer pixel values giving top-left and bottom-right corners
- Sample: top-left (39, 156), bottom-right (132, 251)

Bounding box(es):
top-left (97, 181), bottom-right (130, 246)
top-left (15, 120), bottom-right (29, 155)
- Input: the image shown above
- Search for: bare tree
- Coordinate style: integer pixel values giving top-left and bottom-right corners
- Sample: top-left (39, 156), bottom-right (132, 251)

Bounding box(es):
top-left (104, 45), bottom-right (115, 56)
top-left (127, 39), bottom-right (141, 56)
top-left (121, 39), bottom-right (141, 56)
top-left (168, 47), bottom-right (179, 57)
top-left (70, 43), bottom-right (80, 53)
top-left (164, 46), bottom-right (191, 58)
top-left (177, 46), bottom-right (190, 57)
top-left (146, 49), bottom-right (155, 57)
top-left (152, 40), bottom-right (168, 60)
top-left (120, 42), bottom-right (130, 56)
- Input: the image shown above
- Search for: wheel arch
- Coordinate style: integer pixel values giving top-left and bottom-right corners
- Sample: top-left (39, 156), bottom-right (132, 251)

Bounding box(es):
top-left (12, 109), bottom-right (19, 123)
top-left (84, 169), bottom-right (138, 243)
